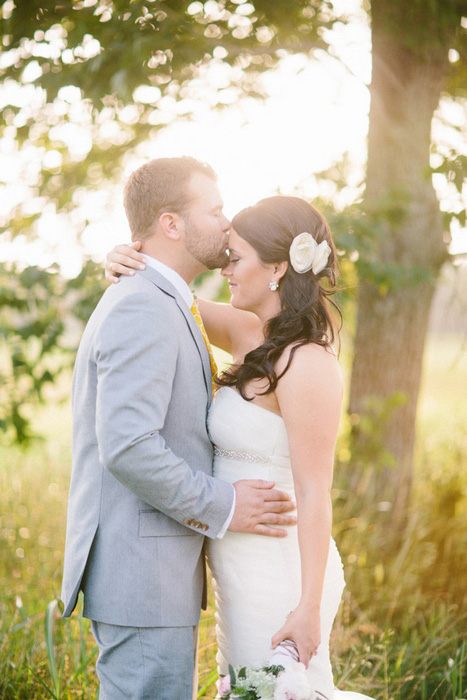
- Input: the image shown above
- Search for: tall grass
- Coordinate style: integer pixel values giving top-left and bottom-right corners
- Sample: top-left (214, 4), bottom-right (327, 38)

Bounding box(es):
top-left (1, 335), bottom-right (466, 699)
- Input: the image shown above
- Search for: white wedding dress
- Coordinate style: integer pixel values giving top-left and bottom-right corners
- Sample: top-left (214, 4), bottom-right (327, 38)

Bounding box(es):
top-left (207, 387), bottom-right (373, 700)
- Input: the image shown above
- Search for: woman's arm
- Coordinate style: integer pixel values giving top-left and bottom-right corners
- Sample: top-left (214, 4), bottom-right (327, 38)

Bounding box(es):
top-left (197, 299), bottom-right (261, 355)
top-left (103, 242), bottom-right (261, 354)
top-left (271, 343), bottom-right (343, 666)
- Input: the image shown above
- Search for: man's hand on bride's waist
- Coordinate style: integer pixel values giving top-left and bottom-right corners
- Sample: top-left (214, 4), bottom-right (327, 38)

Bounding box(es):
top-left (228, 479), bottom-right (297, 537)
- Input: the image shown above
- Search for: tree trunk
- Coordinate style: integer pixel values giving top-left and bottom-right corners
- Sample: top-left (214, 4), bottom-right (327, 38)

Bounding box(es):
top-left (348, 0), bottom-right (454, 519)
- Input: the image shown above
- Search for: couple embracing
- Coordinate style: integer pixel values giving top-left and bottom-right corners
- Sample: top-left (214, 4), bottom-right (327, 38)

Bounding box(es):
top-left (62, 157), bottom-right (373, 700)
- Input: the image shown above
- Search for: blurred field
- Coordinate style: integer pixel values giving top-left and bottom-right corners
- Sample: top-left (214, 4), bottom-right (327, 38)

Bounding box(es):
top-left (0, 333), bottom-right (466, 699)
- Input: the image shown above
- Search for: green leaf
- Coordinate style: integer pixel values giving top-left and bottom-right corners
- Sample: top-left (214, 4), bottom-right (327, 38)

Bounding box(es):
top-left (228, 663), bottom-right (236, 687)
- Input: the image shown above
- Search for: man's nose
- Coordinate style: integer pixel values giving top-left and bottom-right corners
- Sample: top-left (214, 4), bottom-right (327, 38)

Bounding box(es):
top-left (221, 215), bottom-right (231, 233)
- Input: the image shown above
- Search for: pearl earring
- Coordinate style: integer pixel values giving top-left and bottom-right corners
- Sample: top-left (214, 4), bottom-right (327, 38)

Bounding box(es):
top-left (269, 281), bottom-right (279, 291)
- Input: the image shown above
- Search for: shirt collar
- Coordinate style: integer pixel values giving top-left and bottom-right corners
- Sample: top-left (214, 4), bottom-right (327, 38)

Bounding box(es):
top-left (143, 254), bottom-right (193, 309)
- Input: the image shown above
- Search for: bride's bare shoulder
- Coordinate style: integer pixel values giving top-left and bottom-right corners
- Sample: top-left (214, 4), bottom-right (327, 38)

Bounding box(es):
top-left (276, 342), bottom-right (343, 395)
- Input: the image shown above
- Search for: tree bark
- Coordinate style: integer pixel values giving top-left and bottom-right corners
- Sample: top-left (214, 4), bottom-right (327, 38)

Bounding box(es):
top-left (348, 0), bottom-right (454, 519)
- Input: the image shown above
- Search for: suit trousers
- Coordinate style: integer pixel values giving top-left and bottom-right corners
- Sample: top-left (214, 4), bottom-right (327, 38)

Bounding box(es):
top-left (91, 621), bottom-right (199, 700)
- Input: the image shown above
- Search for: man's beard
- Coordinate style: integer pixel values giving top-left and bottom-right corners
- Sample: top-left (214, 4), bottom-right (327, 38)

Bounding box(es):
top-left (183, 217), bottom-right (229, 269)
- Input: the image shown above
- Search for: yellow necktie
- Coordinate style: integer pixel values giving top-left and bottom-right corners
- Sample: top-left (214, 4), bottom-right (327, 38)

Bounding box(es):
top-left (190, 299), bottom-right (218, 395)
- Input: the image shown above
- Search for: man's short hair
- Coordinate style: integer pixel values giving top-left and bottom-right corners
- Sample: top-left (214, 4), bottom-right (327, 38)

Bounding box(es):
top-left (123, 156), bottom-right (217, 241)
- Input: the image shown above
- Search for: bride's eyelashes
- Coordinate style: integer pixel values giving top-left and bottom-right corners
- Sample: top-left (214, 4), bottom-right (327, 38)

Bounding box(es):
top-left (227, 247), bottom-right (240, 264)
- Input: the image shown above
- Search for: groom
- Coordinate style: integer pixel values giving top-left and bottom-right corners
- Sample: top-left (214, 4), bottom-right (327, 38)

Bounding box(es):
top-left (61, 157), bottom-right (295, 700)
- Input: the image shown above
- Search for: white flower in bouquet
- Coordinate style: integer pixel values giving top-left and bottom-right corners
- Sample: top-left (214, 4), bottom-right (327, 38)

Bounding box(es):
top-left (234, 668), bottom-right (275, 698)
top-left (273, 662), bottom-right (315, 700)
top-left (219, 661), bottom-right (316, 700)
top-left (246, 668), bottom-right (276, 698)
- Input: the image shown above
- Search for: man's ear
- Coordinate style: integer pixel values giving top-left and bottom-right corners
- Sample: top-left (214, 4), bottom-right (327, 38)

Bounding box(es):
top-left (159, 212), bottom-right (184, 241)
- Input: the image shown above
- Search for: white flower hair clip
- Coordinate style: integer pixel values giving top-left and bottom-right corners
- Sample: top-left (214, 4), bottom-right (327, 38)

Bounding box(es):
top-left (289, 232), bottom-right (331, 275)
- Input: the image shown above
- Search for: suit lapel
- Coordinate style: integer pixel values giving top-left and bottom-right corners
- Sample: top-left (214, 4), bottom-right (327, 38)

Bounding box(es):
top-left (137, 267), bottom-right (213, 406)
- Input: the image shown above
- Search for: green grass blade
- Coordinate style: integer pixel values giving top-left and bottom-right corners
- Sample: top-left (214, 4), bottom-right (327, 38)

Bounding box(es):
top-left (45, 599), bottom-right (60, 697)
top-left (197, 668), bottom-right (218, 698)
top-left (78, 599), bottom-right (89, 685)
top-left (62, 616), bottom-right (79, 670)
top-left (65, 646), bottom-right (98, 687)
top-left (27, 667), bottom-right (59, 700)
top-left (15, 595), bottom-right (27, 622)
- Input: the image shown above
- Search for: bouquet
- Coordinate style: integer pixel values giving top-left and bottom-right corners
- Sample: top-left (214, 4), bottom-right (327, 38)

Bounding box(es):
top-left (218, 662), bottom-right (318, 700)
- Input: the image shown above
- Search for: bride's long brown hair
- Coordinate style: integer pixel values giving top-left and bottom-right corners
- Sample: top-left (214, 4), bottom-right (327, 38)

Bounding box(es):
top-left (216, 196), bottom-right (342, 400)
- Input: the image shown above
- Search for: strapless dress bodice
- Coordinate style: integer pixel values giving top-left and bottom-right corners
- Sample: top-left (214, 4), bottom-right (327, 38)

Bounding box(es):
top-left (208, 387), bottom-right (293, 493)
top-left (209, 386), bottom-right (289, 456)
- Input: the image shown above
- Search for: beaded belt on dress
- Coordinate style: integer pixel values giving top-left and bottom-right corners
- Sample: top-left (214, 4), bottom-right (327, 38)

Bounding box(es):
top-left (213, 446), bottom-right (269, 464)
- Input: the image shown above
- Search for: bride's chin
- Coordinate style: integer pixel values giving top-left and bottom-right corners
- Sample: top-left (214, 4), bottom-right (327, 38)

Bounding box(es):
top-left (230, 294), bottom-right (247, 311)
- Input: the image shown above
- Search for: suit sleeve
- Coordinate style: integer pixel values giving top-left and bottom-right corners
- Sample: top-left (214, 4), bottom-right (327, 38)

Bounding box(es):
top-left (94, 290), bottom-right (234, 539)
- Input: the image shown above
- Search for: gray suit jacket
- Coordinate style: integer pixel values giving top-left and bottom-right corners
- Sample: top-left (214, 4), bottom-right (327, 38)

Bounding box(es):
top-left (61, 267), bottom-right (234, 627)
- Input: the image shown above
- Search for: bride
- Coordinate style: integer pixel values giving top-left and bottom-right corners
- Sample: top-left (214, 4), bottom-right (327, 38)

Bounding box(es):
top-left (105, 195), bottom-right (373, 700)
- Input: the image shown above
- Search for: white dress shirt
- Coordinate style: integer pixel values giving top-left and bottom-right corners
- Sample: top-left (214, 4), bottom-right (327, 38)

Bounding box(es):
top-left (143, 254), bottom-right (235, 537)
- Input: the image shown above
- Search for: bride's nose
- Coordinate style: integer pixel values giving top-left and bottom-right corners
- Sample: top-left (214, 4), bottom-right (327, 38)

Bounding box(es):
top-left (221, 263), bottom-right (233, 277)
